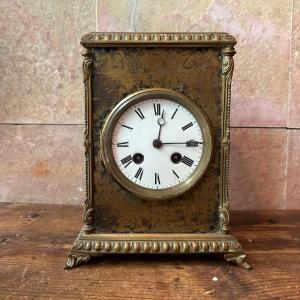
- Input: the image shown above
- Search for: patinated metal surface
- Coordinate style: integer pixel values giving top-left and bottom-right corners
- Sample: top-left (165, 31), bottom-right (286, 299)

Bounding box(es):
top-left (93, 47), bottom-right (221, 233)
top-left (66, 32), bottom-right (250, 269)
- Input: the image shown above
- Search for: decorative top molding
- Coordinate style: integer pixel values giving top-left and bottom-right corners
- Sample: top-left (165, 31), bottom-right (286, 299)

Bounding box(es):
top-left (81, 32), bottom-right (236, 48)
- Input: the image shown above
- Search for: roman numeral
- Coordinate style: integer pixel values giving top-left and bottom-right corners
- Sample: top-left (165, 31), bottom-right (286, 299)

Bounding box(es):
top-left (172, 169), bottom-right (180, 179)
top-left (186, 139), bottom-right (202, 147)
top-left (135, 108), bottom-right (145, 120)
top-left (121, 155), bottom-right (133, 168)
top-left (181, 156), bottom-right (194, 167)
top-left (182, 122), bottom-right (193, 131)
top-left (153, 103), bottom-right (161, 115)
top-left (171, 108), bottom-right (178, 119)
top-left (117, 142), bottom-right (129, 147)
top-left (134, 167), bottom-right (144, 180)
top-left (121, 124), bottom-right (133, 130)
top-left (155, 172), bottom-right (160, 185)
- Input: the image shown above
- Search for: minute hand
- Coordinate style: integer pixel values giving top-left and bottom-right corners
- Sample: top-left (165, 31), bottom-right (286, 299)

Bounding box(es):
top-left (162, 140), bottom-right (203, 147)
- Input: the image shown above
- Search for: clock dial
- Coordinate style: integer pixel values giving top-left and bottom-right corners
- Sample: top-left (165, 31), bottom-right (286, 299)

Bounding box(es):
top-left (112, 99), bottom-right (203, 189)
top-left (101, 89), bottom-right (212, 199)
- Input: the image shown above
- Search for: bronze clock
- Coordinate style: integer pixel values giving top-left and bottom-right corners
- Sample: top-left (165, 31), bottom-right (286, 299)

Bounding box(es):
top-left (65, 32), bottom-right (251, 270)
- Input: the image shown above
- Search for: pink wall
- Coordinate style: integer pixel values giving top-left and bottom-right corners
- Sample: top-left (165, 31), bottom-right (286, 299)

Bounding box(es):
top-left (0, 0), bottom-right (299, 209)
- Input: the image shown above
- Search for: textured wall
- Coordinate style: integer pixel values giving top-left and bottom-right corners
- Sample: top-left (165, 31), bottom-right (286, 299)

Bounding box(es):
top-left (0, 0), bottom-right (299, 209)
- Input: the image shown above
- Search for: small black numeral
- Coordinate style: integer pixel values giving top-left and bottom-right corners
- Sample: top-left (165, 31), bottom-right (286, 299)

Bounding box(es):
top-left (172, 169), bottom-right (180, 179)
top-left (121, 124), bottom-right (133, 130)
top-left (153, 103), bottom-right (161, 115)
top-left (134, 167), bottom-right (144, 180)
top-left (171, 108), bottom-right (178, 119)
top-left (135, 108), bottom-right (145, 120)
top-left (117, 142), bottom-right (129, 147)
top-left (181, 156), bottom-right (194, 167)
top-left (121, 155), bottom-right (133, 168)
top-left (186, 140), bottom-right (202, 147)
top-left (155, 172), bottom-right (161, 185)
top-left (182, 122), bottom-right (193, 131)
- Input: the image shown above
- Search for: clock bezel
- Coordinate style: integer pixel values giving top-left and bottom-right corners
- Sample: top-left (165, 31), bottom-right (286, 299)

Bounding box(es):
top-left (100, 88), bottom-right (213, 200)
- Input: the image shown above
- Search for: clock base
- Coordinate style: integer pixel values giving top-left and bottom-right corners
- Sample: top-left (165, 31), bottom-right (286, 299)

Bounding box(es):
top-left (65, 230), bottom-right (251, 270)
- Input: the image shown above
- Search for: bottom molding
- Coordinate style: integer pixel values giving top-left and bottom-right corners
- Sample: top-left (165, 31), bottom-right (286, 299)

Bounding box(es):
top-left (65, 230), bottom-right (251, 270)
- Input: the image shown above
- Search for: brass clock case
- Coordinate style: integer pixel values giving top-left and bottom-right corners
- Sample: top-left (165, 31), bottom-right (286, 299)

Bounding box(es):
top-left (100, 88), bottom-right (213, 200)
top-left (65, 32), bottom-right (251, 270)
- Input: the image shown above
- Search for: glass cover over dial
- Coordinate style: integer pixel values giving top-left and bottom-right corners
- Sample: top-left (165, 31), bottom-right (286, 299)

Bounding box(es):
top-left (112, 99), bottom-right (203, 189)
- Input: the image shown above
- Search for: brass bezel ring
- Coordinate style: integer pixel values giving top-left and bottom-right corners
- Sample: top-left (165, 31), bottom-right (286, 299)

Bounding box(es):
top-left (100, 88), bottom-right (213, 200)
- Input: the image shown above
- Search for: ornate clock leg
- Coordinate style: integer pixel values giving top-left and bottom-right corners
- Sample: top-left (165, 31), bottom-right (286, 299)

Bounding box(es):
top-left (224, 253), bottom-right (252, 270)
top-left (64, 254), bottom-right (91, 270)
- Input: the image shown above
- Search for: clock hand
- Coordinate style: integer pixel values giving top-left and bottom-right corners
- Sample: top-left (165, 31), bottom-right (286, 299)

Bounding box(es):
top-left (162, 140), bottom-right (203, 147)
top-left (157, 109), bottom-right (165, 140)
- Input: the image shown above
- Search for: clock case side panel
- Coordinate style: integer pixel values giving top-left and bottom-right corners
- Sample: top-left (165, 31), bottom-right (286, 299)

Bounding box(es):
top-left (65, 33), bottom-right (250, 270)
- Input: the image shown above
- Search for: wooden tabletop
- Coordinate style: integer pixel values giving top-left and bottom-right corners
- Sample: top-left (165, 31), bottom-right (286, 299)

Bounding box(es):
top-left (0, 203), bottom-right (299, 299)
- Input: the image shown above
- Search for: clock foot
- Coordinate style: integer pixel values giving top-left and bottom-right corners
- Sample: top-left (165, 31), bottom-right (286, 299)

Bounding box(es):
top-left (64, 254), bottom-right (91, 270)
top-left (224, 253), bottom-right (252, 270)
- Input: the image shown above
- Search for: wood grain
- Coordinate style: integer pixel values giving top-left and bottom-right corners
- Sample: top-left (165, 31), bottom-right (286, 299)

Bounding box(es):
top-left (0, 203), bottom-right (299, 299)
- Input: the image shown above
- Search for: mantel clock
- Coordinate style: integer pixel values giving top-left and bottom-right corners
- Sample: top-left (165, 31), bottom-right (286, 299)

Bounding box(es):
top-left (65, 32), bottom-right (251, 270)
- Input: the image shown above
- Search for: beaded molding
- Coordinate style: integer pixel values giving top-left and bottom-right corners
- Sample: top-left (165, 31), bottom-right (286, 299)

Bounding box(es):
top-left (81, 32), bottom-right (236, 46)
top-left (73, 238), bottom-right (242, 254)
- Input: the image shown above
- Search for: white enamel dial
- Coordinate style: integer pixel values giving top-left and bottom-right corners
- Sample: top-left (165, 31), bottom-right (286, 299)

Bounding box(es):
top-left (111, 99), bottom-right (203, 190)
